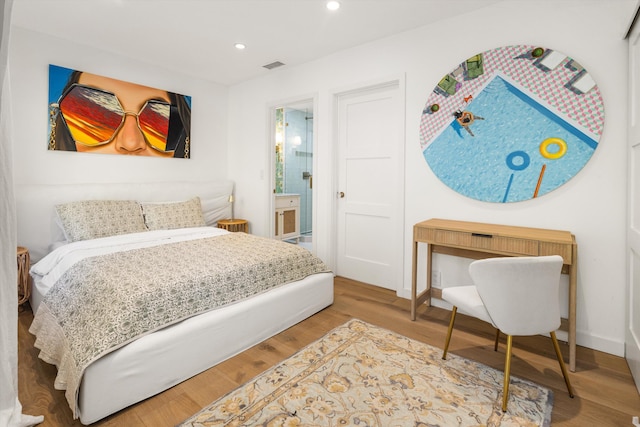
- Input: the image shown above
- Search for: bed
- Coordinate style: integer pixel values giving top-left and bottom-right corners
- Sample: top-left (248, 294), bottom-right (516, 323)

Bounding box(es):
top-left (16, 181), bottom-right (334, 425)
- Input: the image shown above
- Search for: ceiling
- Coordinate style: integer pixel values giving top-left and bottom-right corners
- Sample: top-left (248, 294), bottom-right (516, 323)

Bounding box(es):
top-left (10, 0), bottom-right (504, 86)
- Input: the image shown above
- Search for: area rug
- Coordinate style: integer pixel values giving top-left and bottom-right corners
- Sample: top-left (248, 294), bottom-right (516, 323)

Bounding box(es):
top-left (179, 319), bottom-right (553, 426)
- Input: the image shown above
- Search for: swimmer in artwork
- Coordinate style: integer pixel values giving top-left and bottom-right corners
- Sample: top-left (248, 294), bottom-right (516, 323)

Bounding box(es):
top-left (453, 110), bottom-right (484, 137)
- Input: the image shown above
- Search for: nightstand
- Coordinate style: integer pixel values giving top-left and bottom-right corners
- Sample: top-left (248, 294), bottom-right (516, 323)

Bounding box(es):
top-left (217, 219), bottom-right (249, 233)
top-left (17, 246), bottom-right (30, 309)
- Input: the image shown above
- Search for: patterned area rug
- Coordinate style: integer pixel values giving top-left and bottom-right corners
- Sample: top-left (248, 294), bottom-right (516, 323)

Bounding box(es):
top-left (179, 319), bottom-right (553, 426)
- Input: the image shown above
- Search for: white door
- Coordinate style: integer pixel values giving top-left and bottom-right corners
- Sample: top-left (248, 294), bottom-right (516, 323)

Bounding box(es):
top-left (335, 80), bottom-right (404, 290)
top-left (627, 15), bottom-right (640, 393)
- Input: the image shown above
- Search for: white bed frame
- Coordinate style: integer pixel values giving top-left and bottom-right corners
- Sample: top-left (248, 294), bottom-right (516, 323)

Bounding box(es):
top-left (16, 181), bottom-right (334, 424)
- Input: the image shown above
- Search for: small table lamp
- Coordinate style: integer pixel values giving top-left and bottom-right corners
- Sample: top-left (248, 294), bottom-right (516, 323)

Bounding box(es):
top-left (218, 196), bottom-right (248, 233)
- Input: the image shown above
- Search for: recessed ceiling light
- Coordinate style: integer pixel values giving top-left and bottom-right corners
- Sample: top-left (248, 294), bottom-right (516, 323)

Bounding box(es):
top-left (234, 43), bottom-right (246, 50)
top-left (326, 1), bottom-right (340, 11)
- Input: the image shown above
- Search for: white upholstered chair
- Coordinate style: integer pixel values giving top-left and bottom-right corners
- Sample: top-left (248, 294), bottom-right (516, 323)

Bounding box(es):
top-left (441, 255), bottom-right (574, 412)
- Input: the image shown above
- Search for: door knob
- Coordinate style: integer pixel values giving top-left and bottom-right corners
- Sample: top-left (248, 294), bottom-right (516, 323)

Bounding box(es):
top-left (339, 191), bottom-right (345, 198)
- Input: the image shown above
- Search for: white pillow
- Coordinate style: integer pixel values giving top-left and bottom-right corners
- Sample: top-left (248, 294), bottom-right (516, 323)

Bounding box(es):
top-left (55, 200), bottom-right (147, 242)
top-left (141, 197), bottom-right (206, 230)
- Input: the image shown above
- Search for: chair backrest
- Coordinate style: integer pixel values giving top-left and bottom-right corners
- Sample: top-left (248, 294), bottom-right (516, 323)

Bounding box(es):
top-left (469, 255), bottom-right (564, 336)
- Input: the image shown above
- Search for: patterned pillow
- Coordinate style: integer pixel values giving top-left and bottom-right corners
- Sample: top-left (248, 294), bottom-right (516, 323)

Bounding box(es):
top-left (55, 200), bottom-right (147, 242)
top-left (141, 197), bottom-right (206, 230)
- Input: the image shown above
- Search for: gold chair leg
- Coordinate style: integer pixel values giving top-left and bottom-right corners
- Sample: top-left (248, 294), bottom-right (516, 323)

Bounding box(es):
top-left (494, 328), bottom-right (500, 351)
top-left (550, 331), bottom-right (575, 398)
top-left (502, 335), bottom-right (513, 412)
top-left (442, 306), bottom-right (457, 360)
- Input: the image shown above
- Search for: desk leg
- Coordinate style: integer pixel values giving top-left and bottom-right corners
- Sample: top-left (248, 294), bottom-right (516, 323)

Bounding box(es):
top-left (411, 242), bottom-right (434, 320)
top-left (426, 244), bottom-right (433, 307)
top-left (569, 245), bottom-right (577, 372)
top-left (411, 240), bottom-right (418, 320)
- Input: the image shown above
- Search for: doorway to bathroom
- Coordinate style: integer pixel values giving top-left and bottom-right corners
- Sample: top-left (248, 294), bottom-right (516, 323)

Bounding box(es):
top-left (272, 100), bottom-right (314, 250)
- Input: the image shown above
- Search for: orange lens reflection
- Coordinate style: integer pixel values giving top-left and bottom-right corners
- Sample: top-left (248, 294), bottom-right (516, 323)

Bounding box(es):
top-left (59, 85), bottom-right (123, 146)
top-left (138, 101), bottom-right (170, 152)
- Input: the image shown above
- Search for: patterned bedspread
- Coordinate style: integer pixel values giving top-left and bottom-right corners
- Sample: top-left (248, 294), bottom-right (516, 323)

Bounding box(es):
top-left (29, 230), bottom-right (329, 418)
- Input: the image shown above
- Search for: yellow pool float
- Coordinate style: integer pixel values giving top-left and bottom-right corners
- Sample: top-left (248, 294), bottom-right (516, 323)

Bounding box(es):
top-left (540, 137), bottom-right (567, 160)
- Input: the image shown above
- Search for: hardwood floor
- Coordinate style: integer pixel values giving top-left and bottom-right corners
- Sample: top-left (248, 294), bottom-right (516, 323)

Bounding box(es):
top-left (18, 276), bottom-right (640, 426)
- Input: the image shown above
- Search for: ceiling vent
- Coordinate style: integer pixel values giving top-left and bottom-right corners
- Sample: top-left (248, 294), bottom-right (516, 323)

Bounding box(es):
top-left (263, 61), bottom-right (285, 70)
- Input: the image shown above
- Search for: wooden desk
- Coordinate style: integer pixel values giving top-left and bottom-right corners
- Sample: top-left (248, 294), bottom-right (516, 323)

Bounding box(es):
top-left (411, 218), bottom-right (577, 371)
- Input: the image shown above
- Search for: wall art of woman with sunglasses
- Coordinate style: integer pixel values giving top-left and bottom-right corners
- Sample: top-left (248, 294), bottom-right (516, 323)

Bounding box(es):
top-left (48, 69), bottom-right (191, 158)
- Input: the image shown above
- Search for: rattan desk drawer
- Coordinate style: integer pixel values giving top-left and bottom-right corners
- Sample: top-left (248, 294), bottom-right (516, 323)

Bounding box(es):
top-left (432, 229), bottom-right (538, 256)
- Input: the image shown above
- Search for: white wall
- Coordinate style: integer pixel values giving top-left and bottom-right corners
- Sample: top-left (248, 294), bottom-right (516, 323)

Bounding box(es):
top-left (8, 1), bottom-right (632, 357)
top-left (227, 1), bottom-right (631, 356)
top-left (9, 27), bottom-right (229, 187)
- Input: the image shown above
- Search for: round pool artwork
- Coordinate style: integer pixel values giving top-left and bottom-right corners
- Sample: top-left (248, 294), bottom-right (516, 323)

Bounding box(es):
top-left (419, 45), bottom-right (604, 203)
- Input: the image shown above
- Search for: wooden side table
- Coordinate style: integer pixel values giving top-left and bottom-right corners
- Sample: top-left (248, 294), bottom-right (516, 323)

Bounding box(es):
top-left (17, 246), bottom-right (31, 308)
top-left (217, 219), bottom-right (249, 233)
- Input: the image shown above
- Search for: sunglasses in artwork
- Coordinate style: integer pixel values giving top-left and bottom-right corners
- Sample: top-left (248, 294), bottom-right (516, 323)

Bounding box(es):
top-left (50, 84), bottom-right (182, 153)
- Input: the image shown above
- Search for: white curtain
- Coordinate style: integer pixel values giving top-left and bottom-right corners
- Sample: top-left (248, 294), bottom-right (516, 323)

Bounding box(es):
top-left (0, 0), bottom-right (43, 425)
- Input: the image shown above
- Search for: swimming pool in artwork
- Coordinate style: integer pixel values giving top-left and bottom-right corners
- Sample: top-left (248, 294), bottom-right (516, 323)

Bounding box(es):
top-left (423, 74), bottom-right (598, 203)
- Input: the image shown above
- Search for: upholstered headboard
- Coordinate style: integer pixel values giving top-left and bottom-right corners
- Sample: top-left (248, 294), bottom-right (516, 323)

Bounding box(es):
top-left (15, 180), bottom-right (234, 262)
